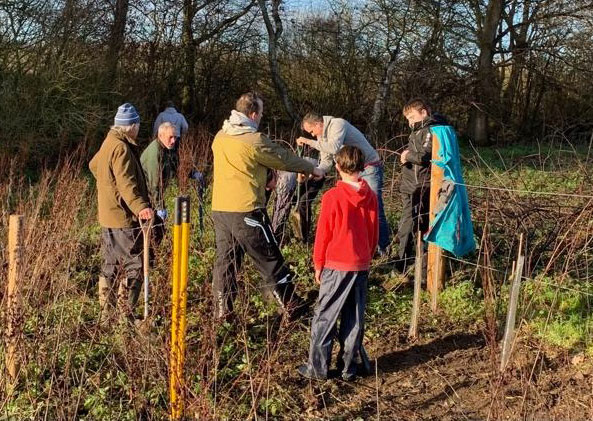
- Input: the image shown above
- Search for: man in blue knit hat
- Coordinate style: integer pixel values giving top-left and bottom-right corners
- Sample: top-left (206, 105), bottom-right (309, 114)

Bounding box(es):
top-left (89, 103), bottom-right (154, 325)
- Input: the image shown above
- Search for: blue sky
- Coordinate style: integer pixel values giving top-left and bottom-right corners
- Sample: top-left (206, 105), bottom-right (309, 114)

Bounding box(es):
top-left (286, 0), bottom-right (363, 11)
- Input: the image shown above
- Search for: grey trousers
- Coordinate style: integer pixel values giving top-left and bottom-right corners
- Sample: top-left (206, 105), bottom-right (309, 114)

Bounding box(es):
top-left (306, 269), bottom-right (368, 378)
top-left (99, 227), bottom-right (143, 318)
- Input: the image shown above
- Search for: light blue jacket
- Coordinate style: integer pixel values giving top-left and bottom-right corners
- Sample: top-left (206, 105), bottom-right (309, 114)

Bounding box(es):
top-left (153, 107), bottom-right (189, 138)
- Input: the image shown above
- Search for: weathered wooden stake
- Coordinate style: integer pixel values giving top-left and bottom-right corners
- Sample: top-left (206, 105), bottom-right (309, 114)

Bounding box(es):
top-left (500, 234), bottom-right (524, 372)
top-left (6, 215), bottom-right (24, 384)
top-left (408, 231), bottom-right (423, 340)
top-left (427, 133), bottom-right (446, 312)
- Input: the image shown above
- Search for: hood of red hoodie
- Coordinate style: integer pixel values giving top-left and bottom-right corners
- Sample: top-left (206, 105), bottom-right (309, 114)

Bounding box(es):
top-left (336, 179), bottom-right (375, 206)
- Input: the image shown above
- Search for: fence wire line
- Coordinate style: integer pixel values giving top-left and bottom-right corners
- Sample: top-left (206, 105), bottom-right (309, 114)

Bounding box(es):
top-left (454, 181), bottom-right (593, 200)
top-left (446, 255), bottom-right (593, 298)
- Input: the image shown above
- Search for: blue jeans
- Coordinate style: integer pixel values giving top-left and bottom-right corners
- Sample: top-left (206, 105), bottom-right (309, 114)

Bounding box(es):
top-left (361, 164), bottom-right (390, 252)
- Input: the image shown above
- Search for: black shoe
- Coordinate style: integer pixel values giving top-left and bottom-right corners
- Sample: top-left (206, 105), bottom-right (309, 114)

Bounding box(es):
top-left (297, 364), bottom-right (327, 380)
top-left (286, 299), bottom-right (309, 322)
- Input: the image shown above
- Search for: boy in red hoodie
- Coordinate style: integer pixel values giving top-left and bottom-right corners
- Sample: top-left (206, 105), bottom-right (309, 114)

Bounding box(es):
top-left (297, 145), bottom-right (379, 381)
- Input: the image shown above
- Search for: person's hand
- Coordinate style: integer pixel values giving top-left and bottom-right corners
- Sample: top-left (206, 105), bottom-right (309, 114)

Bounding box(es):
top-left (266, 170), bottom-right (278, 191)
top-left (311, 167), bottom-right (325, 181)
top-left (314, 268), bottom-right (322, 285)
top-left (138, 207), bottom-right (154, 220)
top-left (400, 149), bottom-right (410, 164)
top-left (156, 209), bottom-right (168, 220)
top-left (297, 173), bottom-right (306, 183)
top-left (296, 137), bottom-right (311, 147)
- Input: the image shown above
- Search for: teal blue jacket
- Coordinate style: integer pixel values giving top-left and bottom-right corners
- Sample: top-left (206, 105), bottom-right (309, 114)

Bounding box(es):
top-left (424, 125), bottom-right (475, 257)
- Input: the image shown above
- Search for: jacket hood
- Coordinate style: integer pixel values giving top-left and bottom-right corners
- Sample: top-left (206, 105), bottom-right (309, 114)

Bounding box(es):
top-left (336, 179), bottom-right (375, 207)
top-left (109, 127), bottom-right (139, 146)
top-left (411, 113), bottom-right (449, 131)
top-left (222, 110), bottom-right (259, 135)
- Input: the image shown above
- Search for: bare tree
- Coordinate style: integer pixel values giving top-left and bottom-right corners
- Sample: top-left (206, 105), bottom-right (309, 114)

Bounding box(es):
top-left (468, 0), bottom-right (505, 146)
top-left (181, 1), bottom-right (256, 116)
top-left (365, 0), bottom-right (415, 143)
top-left (258, 0), bottom-right (298, 122)
top-left (105, 0), bottom-right (130, 88)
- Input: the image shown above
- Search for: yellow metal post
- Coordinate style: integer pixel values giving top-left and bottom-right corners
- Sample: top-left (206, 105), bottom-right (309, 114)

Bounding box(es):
top-left (177, 198), bottom-right (190, 417)
top-left (170, 196), bottom-right (190, 420)
top-left (170, 198), bottom-right (182, 420)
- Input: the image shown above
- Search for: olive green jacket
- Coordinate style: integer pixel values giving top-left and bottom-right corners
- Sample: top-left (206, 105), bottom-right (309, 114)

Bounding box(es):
top-left (89, 128), bottom-right (151, 228)
top-left (140, 139), bottom-right (174, 208)
top-left (212, 130), bottom-right (315, 212)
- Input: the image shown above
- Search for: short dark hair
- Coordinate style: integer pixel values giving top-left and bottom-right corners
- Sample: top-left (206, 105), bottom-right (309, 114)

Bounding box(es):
top-left (335, 145), bottom-right (364, 174)
top-left (403, 98), bottom-right (432, 115)
top-left (236, 91), bottom-right (263, 116)
top-left (301, 112), bottom-right (323, 129)
top-left (165, 100), bottom-right (176, 109)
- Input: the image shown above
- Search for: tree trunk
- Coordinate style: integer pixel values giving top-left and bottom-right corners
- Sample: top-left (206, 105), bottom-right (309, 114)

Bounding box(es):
top-left (502, 0), bottom-right (530, 126)
top-left (257, 0), bottom-right (298, 123)
top-left (105, 0), bottom-right (129, 89)
top-left (181, 0), bottom-right (196, 116)
top-left (369, 48), bottom-right (399, 144)
top-left (468, 0), bottom-right (504, 146)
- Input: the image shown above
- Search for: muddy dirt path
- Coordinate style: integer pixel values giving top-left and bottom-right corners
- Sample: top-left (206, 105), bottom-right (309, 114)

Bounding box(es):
top-left (294, 330), bottom-right (593, 420)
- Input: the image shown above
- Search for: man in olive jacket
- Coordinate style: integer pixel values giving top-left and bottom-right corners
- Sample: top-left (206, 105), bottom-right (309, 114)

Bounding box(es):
top-left (211, 92), bottom-right (323, 320)
top-left (89, 103), bottom-right (154, 323)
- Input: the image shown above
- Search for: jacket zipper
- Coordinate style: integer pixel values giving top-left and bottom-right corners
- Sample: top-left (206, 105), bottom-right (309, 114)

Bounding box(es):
top-left (413, 132), bottom-right (419, 184)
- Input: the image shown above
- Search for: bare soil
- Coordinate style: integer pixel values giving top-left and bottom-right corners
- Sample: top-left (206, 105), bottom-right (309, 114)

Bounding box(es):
top-left (288, 329), bottom-right (593, 420)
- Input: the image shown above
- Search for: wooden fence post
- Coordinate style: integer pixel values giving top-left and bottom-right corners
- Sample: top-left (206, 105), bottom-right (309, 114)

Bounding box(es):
top-left (6, 215), bottom-right (24, 385)
top-left (427, 134), bottom-right (446, 312)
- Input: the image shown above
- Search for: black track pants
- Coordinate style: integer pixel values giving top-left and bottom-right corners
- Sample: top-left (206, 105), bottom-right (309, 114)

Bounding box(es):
top-left (212, 209), bottom-right (300, 317)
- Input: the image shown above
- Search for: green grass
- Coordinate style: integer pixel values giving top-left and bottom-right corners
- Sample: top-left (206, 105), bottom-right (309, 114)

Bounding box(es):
top-left (521, 277), bottom-right (593, 352)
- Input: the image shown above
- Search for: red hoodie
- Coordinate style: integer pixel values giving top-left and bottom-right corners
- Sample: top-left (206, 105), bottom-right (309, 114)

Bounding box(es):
top-left (313, 179), bottom-right (379, 271)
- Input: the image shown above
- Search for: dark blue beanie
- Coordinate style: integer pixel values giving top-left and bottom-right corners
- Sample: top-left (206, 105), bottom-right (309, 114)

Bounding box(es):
top-left (114, 103), bottom-right (140, 126)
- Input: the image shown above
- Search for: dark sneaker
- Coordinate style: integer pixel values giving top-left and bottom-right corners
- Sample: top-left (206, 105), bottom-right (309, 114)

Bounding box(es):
top-left (285, 299), bottom-right (309, 322)
top-left (297, 364), bottom-right (327, 380)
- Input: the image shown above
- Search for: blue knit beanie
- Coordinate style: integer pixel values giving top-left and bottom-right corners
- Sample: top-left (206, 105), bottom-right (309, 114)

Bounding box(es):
top-left (114, 103), bottom-right (140, 126)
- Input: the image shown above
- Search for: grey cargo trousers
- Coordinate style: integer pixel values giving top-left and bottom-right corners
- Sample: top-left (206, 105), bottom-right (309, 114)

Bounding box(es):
top-left (305, 269), bottom-right (368, 378)
top-left (99, 227), bottom-right (143, 319)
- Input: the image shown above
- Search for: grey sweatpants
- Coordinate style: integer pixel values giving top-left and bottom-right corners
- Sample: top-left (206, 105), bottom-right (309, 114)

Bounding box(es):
top-left (306, 269), bottom-right (368, 378)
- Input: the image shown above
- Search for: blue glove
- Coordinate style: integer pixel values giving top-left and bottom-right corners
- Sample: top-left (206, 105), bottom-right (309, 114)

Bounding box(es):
top-left (156, 209), bottom-right (168, 220)
top-left (190, 170), bottom-right (204, 183)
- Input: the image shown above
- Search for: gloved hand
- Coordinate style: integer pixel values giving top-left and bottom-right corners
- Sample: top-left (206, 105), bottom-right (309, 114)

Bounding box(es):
top-left (156, 209), bottom-right (168, 220)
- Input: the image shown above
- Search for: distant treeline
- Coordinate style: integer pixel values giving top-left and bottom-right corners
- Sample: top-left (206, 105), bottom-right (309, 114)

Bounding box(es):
top-left (1, 0), bottom-right (592, 165)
